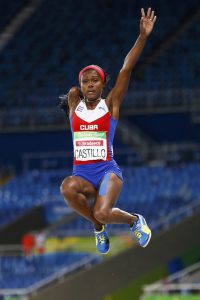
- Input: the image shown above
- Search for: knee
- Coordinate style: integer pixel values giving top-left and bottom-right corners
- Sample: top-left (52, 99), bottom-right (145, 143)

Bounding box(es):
top-left (93, 208), bottom-right (110, 224)
top-left (60, 176), bottom-right (77, 202)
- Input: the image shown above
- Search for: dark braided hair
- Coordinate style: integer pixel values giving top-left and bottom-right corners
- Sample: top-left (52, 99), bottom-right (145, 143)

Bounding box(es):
top-left (59, 70), bottom-right (111, 117)
top-left (58, 94), bottom-right (69, 116)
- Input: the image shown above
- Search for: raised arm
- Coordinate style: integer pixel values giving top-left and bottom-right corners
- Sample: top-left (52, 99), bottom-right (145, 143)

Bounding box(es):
top-left (107, 8), bottom-right (157, 118)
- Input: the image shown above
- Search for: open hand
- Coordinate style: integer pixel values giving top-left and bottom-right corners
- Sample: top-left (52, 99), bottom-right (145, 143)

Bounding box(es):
top-left (140, 8), bottom-right (157, 38)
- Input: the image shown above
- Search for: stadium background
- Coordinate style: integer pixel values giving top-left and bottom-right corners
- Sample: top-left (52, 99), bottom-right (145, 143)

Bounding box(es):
top-left (0, 0), bottom-right (200, 299)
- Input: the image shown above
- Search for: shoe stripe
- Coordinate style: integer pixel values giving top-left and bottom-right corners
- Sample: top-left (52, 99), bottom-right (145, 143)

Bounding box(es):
top-left (142, 230), bottom-right (152, 248)
top-left (139, 215), bottom-right (147, 226)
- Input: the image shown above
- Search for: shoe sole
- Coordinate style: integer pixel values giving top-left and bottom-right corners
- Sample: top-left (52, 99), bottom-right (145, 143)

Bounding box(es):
top-left (100, 248), bottom-right (110, 255)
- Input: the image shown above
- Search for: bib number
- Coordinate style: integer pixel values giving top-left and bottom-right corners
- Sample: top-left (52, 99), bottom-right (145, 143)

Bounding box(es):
top-left (74, 131), bottom-right (107, 161)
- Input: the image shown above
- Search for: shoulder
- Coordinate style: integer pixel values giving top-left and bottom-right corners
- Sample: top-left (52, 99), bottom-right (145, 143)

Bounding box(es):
top-left (68, 86), bottom-right (82, 116)
top-left (68, 87), bottom-right (81, 105)
top-left (68, 86), bottom-right (80, 98)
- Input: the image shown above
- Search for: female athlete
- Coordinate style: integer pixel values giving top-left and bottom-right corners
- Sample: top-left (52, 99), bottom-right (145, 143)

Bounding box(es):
top-left (60, 8), bottom-right (157, 254)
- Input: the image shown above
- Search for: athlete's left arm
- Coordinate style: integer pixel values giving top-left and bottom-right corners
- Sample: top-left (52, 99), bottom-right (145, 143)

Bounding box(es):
top-left (107, 8), bottom-right (157, 118)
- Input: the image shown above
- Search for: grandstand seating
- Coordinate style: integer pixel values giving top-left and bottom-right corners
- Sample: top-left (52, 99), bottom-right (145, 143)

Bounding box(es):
top-left (53, 162), bottom-right (200, 235)
top-left (0, 169), bottom-right (71, 227)
top-left (0, 252), bottom-right (100, 289)
top-left (1, 162), bottom-right (200, 231)
top-left (0, 0), bottom-right (199, 126)
top-left (0, 2), bottom-right (200, 299)
top-left (131, 15), bottom-right (200, 105)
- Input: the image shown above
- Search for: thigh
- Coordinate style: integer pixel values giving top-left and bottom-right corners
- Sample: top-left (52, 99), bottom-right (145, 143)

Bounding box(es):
top-left (93, 173), bottom-right (123, 210)
top-left (61, 175), bottom-right (97, 200)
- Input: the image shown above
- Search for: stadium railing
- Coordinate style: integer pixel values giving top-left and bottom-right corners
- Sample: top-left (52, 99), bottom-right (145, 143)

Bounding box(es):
top-left (142, 261), bottom-right (200, 297)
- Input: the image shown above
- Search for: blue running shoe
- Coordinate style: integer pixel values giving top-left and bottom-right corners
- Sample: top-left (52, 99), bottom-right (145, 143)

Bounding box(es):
top-left (94, 225), bottom-right (110, 254)
top-left (131, 214), bottom-right (152, 248)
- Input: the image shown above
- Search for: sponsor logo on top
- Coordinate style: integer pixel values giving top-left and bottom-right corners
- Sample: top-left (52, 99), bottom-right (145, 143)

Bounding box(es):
top-left (77, 106), bottom-right (84, 112)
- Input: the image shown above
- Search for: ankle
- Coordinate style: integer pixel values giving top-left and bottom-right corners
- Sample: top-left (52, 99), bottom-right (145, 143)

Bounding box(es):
top-left (130, 214), bottom-right (138, 227)
top-left (94, 224), bottom-right (103, 231)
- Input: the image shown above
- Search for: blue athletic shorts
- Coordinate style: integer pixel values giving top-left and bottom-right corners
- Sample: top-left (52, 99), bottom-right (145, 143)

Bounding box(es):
top-left (72, 160), bottom-right (123, 189)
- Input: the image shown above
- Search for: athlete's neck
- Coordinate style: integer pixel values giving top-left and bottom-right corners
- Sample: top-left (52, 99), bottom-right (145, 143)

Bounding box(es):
top-left (84, 97), bottom-right (101, 103)
top-left (84, 97), bottom-right (101, 110)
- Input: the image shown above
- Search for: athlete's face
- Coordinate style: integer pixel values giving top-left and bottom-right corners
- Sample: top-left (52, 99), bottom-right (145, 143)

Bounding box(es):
top-left (80, 69), bottom-right (104, 100)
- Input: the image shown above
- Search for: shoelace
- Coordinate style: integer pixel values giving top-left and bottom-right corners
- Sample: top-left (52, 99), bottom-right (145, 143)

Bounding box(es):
top-left (97, 233), bottom-right (106, 244)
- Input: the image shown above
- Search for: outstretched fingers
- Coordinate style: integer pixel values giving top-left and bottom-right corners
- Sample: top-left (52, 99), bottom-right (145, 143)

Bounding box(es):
top-left (150, 10), bottom-right (157, 23)
top-left (146, 7), bottom-right (151, 18)
top-left (153, 16), bottom-right (157, 23)
top-left (141, 8), bottom-right (145, 18)
top-left (150, 10), bottom-right (154, 20)
top-left (141, 7), bottom-right (157, 23)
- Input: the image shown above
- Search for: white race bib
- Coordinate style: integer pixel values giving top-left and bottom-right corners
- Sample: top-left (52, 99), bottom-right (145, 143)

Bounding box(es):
top-left (74, 131), bottom-right (107, 161)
